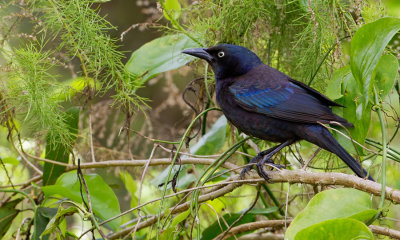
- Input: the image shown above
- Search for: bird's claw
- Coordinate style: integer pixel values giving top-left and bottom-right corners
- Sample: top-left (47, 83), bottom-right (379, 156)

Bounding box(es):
top-left (240, 166), bottom-right (252, 179)
top-left (256, 162), bottom-right (271, 182)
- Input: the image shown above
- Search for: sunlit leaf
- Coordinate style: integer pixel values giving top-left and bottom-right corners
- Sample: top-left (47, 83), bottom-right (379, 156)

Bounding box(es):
top-left (51, 77), bottom-right (97, 102)
top-left (285, 188), bottom-right (376, 240)
top-left (350, 17), bottom-right (400, 107)
top-left (163, 0), bottom-right (181, 21)
top-left (126, 34), bottom-right (201, 87)
top-left (41, 171), bottom-right (121, 231)
top-left (295, 218), bottom-right (373, 240)
top-left (1, 157), bottom-right (19, 165)
top-left (43, 107), bottom-right (79, 186)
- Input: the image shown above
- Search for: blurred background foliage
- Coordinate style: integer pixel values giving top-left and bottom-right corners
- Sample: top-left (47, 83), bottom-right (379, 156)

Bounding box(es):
top-left (0, 0), bottom-right (399, 239)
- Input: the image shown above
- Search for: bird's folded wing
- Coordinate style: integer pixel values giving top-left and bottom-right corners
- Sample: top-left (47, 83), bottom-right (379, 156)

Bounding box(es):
top-left (230, 81), bottom-right (342, 124)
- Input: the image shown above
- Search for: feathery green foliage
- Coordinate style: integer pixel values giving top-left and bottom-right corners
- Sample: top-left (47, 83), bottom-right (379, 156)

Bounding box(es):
top-left (0, 0), bottom-right (145, 146)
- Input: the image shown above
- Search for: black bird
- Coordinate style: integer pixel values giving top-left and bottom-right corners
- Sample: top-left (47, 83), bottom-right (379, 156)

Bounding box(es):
top-left (182, 44), bottom-right (374, 181)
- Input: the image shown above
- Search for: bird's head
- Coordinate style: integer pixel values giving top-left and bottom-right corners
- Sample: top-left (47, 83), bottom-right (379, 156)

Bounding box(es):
top-left (182, 44), bottom-right (262, 79)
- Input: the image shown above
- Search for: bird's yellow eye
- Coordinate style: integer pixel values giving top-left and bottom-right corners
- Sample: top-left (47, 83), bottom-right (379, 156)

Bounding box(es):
top-left (217, 51), bottom-right (225, 58)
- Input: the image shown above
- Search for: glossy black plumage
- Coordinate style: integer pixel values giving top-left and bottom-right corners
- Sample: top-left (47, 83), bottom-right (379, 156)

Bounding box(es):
top-left (182, 44), bottom-right (373, 181)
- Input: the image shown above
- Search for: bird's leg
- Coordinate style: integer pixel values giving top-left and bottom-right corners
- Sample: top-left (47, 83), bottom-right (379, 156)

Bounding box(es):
top-left (240, 145), bottom-right (280, 179)
top-left (256, 140), bottom-right (294, 181)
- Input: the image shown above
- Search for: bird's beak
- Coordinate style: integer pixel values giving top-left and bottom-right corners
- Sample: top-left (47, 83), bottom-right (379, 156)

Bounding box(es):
top-left (182, 48), bottom-right (213, 62)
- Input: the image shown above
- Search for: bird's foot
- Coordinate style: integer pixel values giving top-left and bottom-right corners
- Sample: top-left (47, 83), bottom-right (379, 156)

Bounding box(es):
top-left (256, 162), bottom-right (271, 182)
top-left (240, 152), bottom-right (267, 179)
top-left (256, 157), bottom-right (285, 182)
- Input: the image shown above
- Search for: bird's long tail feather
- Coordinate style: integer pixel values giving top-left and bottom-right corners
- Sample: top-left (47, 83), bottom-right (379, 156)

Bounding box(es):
top-left (302, 125), bottom-right (374, 181)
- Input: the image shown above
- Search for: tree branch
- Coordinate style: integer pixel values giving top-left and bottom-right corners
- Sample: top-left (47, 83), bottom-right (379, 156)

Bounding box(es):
top-left (108, 169), bottom-right (400, 239)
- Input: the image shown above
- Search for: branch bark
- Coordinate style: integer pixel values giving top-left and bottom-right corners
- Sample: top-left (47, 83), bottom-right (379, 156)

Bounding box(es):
top-left (108, 170), bottom-right (400, 239)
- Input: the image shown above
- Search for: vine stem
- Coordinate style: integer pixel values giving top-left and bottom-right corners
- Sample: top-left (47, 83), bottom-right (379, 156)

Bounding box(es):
top-left (374, 86), bottom-right (387, 220)
top-left (155, 107), bottom-right (221, 239)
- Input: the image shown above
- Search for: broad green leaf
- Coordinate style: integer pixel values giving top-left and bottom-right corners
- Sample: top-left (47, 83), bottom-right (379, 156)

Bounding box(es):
top-left (0, 198), bottom-right (22, 238)
top-left (119, 171), bottom-right (138, 208)
top-left (41, 171), bottom-right (121, 231)
top-left (285, 188), bottom-right (376, 240)
top-left (325, 66), bottom-right (353, 100)
top-left (42, 206), bottom-right (79, 236)
top-left (295, 218), bottom-right (373, 240)
top-left (201, 213), bottom-right (256, 240)
top-left (163, 0), bottom-right (181, 21)
top-left (330, 67), bottom-right (371, 154)
top-left (191, 116), bottom-right (227, 155)
top-left (43, 107), bottom-right (79, 186)
top-left (373, 54), bottom-right (399, 99)
top-left (126, 34), bottom-right (201, 87)
top-left (350, 17), bottom-right (400, 107)
top-left (52, 77), bottom-right (97, 102)
top-left (33, 207), bottom-right (58, 240)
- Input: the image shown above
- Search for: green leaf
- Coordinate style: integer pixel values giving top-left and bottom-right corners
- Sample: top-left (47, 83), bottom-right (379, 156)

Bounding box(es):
top-left (126, 34), bottom-right (201, 87)
top-left (295, 218), bottom-right (373, 240)
top-left (119, 171), bottom-right (138, 208)
top-left (51, 77), bottom-right (97, 102)
top-left (201, 213), bottom-right (256, 240)
top-left (33, 207), bottom-right (58, 240)
top-left (325, 66), bottom-right (353, 100)
top-left (43, 107), bottom-right (80, 186)
top-left (42, 206), bottom-right (79, 236)
top-left (285, 188), bottom-right (376, 240)
top-left (1, 157), bottom-right (19, 165)
top-left (248, 207), bottom-right (279, 216)
top-left (0, 198), bottom-right (22, 238)
top-left (330, 67), bottom-right (371, 154)
top-left (160, 210), bottom-right (191, 240)
top-left (163, 0), bottom-right (181, 21)
top-left (350, 17), bottom-right (400, 107)
top-left (171, 210), bottom-right (190, 227)
top-left (41, 171), bottom-right (121, 231)
top-left (373, 54), bottom-right (399, 99)
top-left (190, 116), bottom-right (227, 155)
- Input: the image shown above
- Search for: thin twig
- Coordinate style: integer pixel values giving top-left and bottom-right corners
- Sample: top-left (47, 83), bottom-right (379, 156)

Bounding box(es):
top-left (88, 111), bottom-right (96, 163)
top-left (302, 148), bottom-right (321, 170)
top-left (77, 160), bottom-right (106, 239)
top-left (131, 144), bottom-right (158, 240)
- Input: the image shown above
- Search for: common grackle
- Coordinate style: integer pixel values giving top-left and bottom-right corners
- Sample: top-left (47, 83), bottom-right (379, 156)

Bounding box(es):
top-left (182, 44), bottom-right (374, 181)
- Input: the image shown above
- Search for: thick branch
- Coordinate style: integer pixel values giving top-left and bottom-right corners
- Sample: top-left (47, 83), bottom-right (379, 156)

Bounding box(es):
top-left (108, 170), bottom-right (400, 239)
top-left (265, 170), bottom-right (400, 203)
top-left (219, 220), bottom-right (290, 240)
top-left (369, 225), bottom-right (400, 239)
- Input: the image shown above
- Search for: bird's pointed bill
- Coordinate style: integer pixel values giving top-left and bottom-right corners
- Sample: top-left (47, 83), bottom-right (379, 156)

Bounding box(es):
top-left (182, 48), bottom-right (213, 62)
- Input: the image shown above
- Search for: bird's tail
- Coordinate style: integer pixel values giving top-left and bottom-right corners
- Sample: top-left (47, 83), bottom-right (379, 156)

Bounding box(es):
top-left (302, 125), bottom-right (374, 181)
